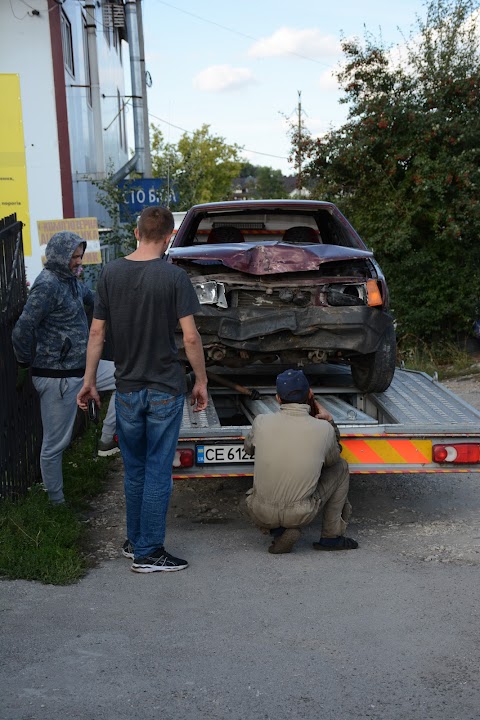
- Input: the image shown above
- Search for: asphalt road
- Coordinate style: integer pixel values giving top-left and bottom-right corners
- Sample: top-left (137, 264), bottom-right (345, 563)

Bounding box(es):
top-left (1, 378), bottom-right (480, 720)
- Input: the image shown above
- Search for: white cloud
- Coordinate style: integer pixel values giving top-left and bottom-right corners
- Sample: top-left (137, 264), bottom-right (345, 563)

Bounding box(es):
top-left (193, 65), bottom-right (255, 92)
top-left (318, 68), bottom-right (340, 91)
top-left (248, 27), bottom-right (341, 59)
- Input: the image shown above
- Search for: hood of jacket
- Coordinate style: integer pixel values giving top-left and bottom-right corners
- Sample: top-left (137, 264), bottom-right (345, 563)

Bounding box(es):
top-left (44, 232), bottom-right (86, 280)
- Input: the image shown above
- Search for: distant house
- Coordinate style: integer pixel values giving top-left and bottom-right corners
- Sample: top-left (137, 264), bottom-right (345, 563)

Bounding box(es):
top-left (230, 172), bottom-right (301, 200)
top-left (231, 176), bottom-right (256, 199)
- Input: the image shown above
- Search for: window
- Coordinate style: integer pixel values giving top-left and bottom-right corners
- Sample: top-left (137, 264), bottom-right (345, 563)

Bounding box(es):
top-left (60, 10), bottom-right (74, 76)
top-left (83, 19), bottom-right (92, 107)
top-left (103, 1), bottom-right (125, 49)
top-left (102, 1), bottom-right (111, 46)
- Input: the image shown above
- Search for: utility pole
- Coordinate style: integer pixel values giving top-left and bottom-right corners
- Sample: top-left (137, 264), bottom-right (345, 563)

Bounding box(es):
top-left (296, 91), bottom-right (303, 190)
top-left (136, 0), bottom-right (152, 177)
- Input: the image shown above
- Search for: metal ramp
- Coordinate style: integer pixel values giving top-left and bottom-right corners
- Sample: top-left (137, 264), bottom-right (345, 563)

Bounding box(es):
top-left (240, 394), bottom-right (377, 426)
top-left (181, 390), bottom-right (221, 431)
top-left (377, 370), bottom-right (480, 427)
top-left (180, 367), bottom-right (480, 436)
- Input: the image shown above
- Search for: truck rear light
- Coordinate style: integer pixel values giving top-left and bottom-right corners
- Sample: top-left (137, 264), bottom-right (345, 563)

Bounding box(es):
top-left (366, 280), bottom-right (383, 307)
top-left (433, 443), bottom-right (480, 464)
top-left (172, 449), bottom-right (194, 468)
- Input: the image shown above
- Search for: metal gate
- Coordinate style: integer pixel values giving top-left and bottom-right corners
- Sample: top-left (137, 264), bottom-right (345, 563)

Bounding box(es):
top-left (0, 214), bottom-right (42, 498)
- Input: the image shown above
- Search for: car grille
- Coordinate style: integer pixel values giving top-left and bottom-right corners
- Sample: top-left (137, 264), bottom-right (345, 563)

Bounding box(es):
top-left (233, 289), bottom-right (313, 308)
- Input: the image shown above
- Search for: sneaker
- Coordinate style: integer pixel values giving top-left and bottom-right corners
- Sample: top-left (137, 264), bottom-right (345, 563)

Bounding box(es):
top-left (131, 547), bottom-right (189, 573)
top-left (98, 437), bottom-right (120, 457)
top-left (268, 528), bottom-right (301, 554)
top-left (122, 540), bottom-right (134, 559)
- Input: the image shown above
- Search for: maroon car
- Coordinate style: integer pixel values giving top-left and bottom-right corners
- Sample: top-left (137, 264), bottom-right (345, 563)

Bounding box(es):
top-left (168, 200), bottom-right (396, 393)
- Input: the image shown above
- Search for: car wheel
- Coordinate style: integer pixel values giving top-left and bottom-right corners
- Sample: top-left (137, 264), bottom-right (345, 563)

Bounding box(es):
top-left (350, 324), bottom-right (396, 393)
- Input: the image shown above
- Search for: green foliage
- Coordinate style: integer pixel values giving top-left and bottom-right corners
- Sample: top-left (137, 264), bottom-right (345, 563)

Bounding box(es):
top-left (398, 336), bottom-right (480, 378)
top-left (0, 409), bottom-right (115, 585)
top-left (294, 0), bottom-right (480, 340)
top-left (94, 172), bottom-right (138, 256)
top-left (151, 124), bottom-right (242, 209)
top-left (237, 163), bottom-right (290, 198)
top-left (252, 166), bottom-right (289, 199)
top-left (82, 172), bottom-right (139, 289)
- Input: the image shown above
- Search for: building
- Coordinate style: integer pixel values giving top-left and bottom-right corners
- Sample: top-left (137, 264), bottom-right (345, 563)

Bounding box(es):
top-left (1, 0), bottom-right (148, 283)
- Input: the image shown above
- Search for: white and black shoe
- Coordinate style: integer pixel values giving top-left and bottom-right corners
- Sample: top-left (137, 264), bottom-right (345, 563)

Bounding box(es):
top-left (131, 547), bottom-right (189, 573)
top-left (122, 540), bottom-right (134, 559)
top-left (97, 437), bottom-right (121, 457)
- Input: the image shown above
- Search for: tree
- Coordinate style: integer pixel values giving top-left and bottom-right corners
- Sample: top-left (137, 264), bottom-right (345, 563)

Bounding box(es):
top-left (237, 162), bottom-right (291, 198)
top-left (293, 0), bottom-right (480, 339)
top-left (252, 166), bottom-right (289, 198)
top-left (151, 124), bottom-right (242, 210)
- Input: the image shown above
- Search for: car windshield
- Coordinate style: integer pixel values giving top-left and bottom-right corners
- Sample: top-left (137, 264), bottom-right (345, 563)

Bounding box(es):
top-left (180, 208), bottom-right (360, 249)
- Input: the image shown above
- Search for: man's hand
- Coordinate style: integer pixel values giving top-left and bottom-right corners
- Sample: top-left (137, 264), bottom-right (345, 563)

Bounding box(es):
top-left (190, 380), bottom-right (208, 412)
top-left (313, 398), bottom-right (333, 422)
top-left (77, 384), bottom-right (101, 411)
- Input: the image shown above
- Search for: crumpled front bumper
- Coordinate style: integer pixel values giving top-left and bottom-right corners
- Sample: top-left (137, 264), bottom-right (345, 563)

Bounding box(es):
top-left (187, 305), bottom-right (394, 355)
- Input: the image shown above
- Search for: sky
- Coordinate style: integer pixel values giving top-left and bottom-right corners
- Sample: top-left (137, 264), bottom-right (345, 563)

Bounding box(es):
top-left (139, 0), bottom-right (429, 176)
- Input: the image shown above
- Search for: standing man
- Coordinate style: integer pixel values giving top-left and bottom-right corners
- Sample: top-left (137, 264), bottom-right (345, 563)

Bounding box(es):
top-left (244, 369), bottom-right (358, 554)
top-left (12, 231), bottom-right (117, 505)
top-left (77, 206), bottom-right (208, 574)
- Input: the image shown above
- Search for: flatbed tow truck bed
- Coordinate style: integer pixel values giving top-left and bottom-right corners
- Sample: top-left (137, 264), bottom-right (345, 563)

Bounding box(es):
top-left (173, 366), bottom-right (480, 478)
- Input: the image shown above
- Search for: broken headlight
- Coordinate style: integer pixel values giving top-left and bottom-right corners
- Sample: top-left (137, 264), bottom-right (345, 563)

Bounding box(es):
top-left (193, 281), bottom-right (228, 308)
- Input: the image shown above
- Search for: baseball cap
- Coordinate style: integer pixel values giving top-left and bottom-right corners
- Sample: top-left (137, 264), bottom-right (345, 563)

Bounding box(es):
top-left (276, 369), bottom-right (310, 403)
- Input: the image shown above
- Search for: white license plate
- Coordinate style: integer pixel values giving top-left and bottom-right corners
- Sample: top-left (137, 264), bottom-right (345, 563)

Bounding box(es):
top-left (196, 444), bottom-right (251, 464)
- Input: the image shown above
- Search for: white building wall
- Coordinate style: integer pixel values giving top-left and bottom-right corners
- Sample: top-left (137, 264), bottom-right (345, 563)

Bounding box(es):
top-left (1, 0), bottom-right (130, 283)
top-left (0, 0), bottom-right (63, 284)
top-left (63, 0), bottom-right (129, 224)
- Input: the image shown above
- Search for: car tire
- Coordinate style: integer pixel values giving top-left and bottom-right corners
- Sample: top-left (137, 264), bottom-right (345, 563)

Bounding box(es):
top-left (350, 324), bottom-right (396, 393)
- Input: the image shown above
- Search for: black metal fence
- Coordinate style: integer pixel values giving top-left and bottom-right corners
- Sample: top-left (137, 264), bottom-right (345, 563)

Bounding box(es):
top-left (0, 214), bottom-right (42, 499)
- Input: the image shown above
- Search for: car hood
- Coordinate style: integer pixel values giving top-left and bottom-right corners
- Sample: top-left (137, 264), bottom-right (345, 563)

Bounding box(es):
top-left (168, 242), bottom-right (373, 276)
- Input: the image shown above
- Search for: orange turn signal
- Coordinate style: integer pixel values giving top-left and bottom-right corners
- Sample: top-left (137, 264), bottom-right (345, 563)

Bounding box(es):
top-left (366, 280), bottom-right (383, 307)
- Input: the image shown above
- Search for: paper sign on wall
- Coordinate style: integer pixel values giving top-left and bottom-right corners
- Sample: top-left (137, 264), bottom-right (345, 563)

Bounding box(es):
top-left (37, 217), bottom-right (102, 264)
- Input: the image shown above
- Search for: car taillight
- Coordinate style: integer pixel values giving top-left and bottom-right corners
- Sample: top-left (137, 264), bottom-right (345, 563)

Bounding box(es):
top-left (433, 444), bottom-right (480, 464)
top-left (366, 280), bottom-right (383, 307)
top-left (172, 448), bottom-right (194, 468)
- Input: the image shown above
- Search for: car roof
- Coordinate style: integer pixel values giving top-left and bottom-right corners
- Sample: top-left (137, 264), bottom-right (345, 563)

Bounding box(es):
top-left (187, 199), bottom-right (336, 213)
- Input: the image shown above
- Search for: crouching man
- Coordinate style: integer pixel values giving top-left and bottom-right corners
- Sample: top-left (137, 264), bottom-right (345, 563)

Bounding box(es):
top-left (244, 369), bottom-right (358, 554)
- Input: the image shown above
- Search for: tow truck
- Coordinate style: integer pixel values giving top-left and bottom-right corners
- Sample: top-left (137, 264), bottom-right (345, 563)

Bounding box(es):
top-left (173, 364), bottom-right (480, 478)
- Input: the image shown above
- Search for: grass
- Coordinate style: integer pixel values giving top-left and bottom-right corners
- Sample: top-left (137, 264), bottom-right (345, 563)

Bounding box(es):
top-left (0, 411), bottom-right (115, 585)
top-left (397, 337), bottom-right (480, 380)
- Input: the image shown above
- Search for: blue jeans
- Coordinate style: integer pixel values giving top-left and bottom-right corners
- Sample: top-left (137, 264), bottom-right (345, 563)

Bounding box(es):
top-left (115, 389), bottom-right (184, 558)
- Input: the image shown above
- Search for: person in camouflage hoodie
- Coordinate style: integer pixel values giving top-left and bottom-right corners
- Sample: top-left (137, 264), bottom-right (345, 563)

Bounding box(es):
top-left (12, 231), bottom-right (117, 504)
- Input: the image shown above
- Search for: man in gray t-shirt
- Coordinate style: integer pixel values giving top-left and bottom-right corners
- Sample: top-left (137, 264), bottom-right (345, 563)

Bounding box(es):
top-left (77, 207), bottom-right (208, 574)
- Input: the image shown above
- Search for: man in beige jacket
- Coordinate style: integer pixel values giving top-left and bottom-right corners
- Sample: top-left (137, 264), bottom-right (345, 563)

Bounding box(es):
top-left (244, 369), bottom-right (358, 554)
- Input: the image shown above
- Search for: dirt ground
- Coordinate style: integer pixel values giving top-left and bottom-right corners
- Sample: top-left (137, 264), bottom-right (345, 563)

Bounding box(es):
top-left (85, 373), bottom-right (480, 565)
top-left (84, 469), bottom-right (252, 564)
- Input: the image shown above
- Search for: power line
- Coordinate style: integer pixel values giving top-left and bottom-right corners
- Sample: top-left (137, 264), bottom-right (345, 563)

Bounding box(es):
top-left (148, 112), bottom-right (289, 161)
top-left (153, 0), bottom-right (332, 68)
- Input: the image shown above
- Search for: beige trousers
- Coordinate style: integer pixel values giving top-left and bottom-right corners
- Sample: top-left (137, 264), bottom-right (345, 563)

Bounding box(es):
top-left (313, 458), bottom-right (352, 537)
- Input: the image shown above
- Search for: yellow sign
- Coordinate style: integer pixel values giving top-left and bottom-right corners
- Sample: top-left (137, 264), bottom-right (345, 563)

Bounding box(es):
top-left (0, 74), bottom-right (31, 255)
top-left (37, 217), bottom-right (102, 264)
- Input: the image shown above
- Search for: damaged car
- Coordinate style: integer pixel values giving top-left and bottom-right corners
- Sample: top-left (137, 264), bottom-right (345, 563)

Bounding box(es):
top-left (168, 200), bottom-right (396, 393)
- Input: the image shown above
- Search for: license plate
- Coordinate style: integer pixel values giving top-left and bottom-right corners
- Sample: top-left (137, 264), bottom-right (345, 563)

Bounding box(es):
top-left (196, 444), bottom-right (251, 464)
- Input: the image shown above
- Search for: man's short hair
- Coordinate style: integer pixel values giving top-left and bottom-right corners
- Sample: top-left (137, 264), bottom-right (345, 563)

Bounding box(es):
top-left (137, 206), bottom-right (174, 242)
top-left (276, 369), bottom-right (310, 403)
